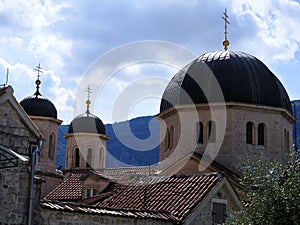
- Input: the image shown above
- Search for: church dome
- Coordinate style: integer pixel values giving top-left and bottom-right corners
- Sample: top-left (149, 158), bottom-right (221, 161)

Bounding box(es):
top-left (20, 64), bottom-right (57, 119)
top-left (160, 50), bottom-right (291, 113)
top-left (67, 112), bottom-right (106, 135)
top-left (20, 94), bottom-right (57, 119)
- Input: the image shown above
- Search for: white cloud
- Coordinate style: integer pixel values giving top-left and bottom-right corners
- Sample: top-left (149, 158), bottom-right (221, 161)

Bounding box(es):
top-left (230, 0), bottom-right (300, 62)
top-left (1, 0), bottom-right (300, 123)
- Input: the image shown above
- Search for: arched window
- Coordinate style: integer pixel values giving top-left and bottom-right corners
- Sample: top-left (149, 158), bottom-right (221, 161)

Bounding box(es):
top-left (196, 122), bottom-right (204, 144)
top-left (258, 123), bottom-right (265, 146)
top-left (287, 131), bottom-right (290, 152)
top-left (86, 148), bottom-right (93, 168)
top-left (74, 148), bottom-right (80, 167)
top-left (48, 133), bottom-right (55, 160)
top-left (165, 128), bottom-right (170, 151)
top-left (169, 126), bottom-right (174, 149)
top-left (285, 129), bottom-right (290, 153)
top-left (208, 121), bottom-right (216, 143)
top-left (246, 122), bottom-right (254, 144)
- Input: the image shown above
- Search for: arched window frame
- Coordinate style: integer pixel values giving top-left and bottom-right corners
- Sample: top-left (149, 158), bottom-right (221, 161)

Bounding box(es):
top-left (48, 133), bottom-right (55, 160)
top-left (208, 120), bottom-right (216, 143)
top-left (169, 126), bottom-right (174, 149)
top-left (284, 129), bottom-right (290, 153)
top-left (86, 147), bottom-right (93, 168)
top-left (74, 147), bottom-right (80, 168)
top-left (246, 122), bottom-right (254, 145)
top-left (258, 123), bottom-right (266, 146)
top-left (196, 122), bottom-right (204, 144)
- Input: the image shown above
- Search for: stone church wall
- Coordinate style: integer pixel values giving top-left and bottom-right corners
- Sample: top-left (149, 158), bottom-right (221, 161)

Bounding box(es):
top-left (39, 209), bottom-right (174, 225)
top-left (0, 101), bottom-right (38, 155)
top-left (0, 162), bottom-right (30, 225)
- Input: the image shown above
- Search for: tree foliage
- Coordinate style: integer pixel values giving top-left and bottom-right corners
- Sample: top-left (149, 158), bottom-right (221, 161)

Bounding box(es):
top-left (228, 152), bottom-right (300, 225)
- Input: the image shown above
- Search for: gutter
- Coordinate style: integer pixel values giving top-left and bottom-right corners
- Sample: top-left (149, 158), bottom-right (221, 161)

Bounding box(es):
top-left (28, 138), bottom-right (45, 225)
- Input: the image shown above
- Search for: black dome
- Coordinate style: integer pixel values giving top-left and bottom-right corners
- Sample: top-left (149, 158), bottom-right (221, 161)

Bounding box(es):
top-left (68, 112), bottom-right (105, 135)
top-left (160, 51), bottom-right (291, 113)
top-left (20, 94), bottom-right (57, 119)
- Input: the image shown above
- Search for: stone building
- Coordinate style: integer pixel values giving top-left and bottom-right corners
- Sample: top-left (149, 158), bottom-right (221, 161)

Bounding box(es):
top-left (19, 65), bottom-right (63, 198)
top-left (0, 85), bottom-right (42, 224)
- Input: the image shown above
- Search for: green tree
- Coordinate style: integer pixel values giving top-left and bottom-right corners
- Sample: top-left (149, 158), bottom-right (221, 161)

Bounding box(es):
top-left (228, 152), bottom-right (300, 225)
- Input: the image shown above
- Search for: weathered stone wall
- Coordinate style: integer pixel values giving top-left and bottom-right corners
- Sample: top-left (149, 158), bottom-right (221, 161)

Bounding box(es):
top-left (0, 100), bottom-right (39, 155)
top-left (32, 117), bottom-right (61, 174)
top-left (0, 162), bottom-right (30, 225)
top-left (39, 209), bottom-right (174, 225)
top-left (36, 172), bottom-right (63, 198)
top-left (189, 183), bottom-right (239, 225)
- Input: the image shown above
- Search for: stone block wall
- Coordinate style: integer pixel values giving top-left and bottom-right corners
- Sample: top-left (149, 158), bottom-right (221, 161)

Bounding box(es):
top-left (0, 163), bottom-right (30, 225)
top-left (0, 101), bottom-right (39, 155)
top-left (39, 209), bottom-right (173, 225)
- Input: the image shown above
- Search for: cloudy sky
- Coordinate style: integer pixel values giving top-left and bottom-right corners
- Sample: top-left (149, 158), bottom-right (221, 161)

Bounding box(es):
top-left (1, 0), bottom-right (300, 124)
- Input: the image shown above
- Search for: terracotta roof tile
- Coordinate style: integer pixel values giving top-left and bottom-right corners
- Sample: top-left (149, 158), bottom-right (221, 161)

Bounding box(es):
top-left (44, 172), bottom-right (223, 222)
top-left (45, 173), bottom-right (83, 201)
top-left (41, 200), bottom-right (178, 222)
top-left (96, 173), bottom-right (221, 220)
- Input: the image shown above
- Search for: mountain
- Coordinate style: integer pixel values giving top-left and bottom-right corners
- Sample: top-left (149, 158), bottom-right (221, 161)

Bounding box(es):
top-left (56, 116), bottom-right (160, 169)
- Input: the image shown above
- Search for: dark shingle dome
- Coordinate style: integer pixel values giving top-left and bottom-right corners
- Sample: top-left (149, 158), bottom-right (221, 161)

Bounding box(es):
top-left (68, 112), bottom-right (105, 135)
top-left (160, 51), bottom-right (291, 113)
top-left (20, 94), bottom-right (57, 119)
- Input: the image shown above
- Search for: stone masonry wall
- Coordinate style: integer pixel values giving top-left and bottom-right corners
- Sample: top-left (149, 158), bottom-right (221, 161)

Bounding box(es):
top-left (0, 162), bottom-right (30, 225)
top-left (39, 209), bottom-right (174, 225)
top-left (0, 100), bottom-right (38, 155)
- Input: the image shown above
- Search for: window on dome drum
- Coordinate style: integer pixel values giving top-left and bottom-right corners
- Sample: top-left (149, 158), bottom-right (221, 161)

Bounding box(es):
top-left (165, 128), bottom-right (169, 151)
top-left (48, 133), bottom-right (55, 160)
top-left (208, 121), bottom-right (216, 143)
top-left (284, 129), bottom-right (290, 153)
top-left (287, 131), bottom-right (290, 152)
top-left (169, 126), bottom-right (174, 149)
top-left (258, 123), bottom-right (265, 146)
top-left (74, 148), bottom-right (80, 167)
top-left (86, 148), bottom-right (93, 168)
top-left (165, 126), bottom-right (174, 150)
top-left (212, 198), bottom-right (227, 224)
top-left (246, 122), bottom-right (254, 144)
top-left (196, 122), bottom-right (204, 144)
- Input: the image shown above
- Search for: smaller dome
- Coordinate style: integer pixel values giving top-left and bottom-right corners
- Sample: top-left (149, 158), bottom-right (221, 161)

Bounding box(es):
top-left (68, 111), bottom-right (106, 135)
top-left (20, 94), bottom-right (57, 119)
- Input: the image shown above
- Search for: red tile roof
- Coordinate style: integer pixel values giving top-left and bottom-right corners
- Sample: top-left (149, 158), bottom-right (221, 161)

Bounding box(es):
top-left (96, 173), bottom-right (221, 221)
top-left (41, 200), bottom-right (178, 222)
top-left (44, 172), bottom-right (223, 223)
top-left (45, 173), bottom-right (83, 201)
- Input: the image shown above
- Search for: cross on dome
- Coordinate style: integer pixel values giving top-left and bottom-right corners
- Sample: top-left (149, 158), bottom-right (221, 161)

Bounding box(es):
top-left (85, 85), bottom-right (92, 114)
top-left (222, 8), bottom-right (230, 50)
top-left (34, 63), bottom-right (43, 96)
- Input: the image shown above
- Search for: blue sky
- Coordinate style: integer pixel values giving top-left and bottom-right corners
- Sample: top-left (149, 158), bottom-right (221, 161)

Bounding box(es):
top-left (1, 0), bottom-right (300, 124)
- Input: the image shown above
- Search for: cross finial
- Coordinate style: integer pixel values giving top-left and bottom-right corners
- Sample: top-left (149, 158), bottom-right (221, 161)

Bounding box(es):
top-left (222, 8), bottom-right (230, 50)
top-left (35, 63), bottom-right (43, 81)
top-left (34, 63), bottom-right (43, 96)
top-left (85, 85), bottom-right (92, 114)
